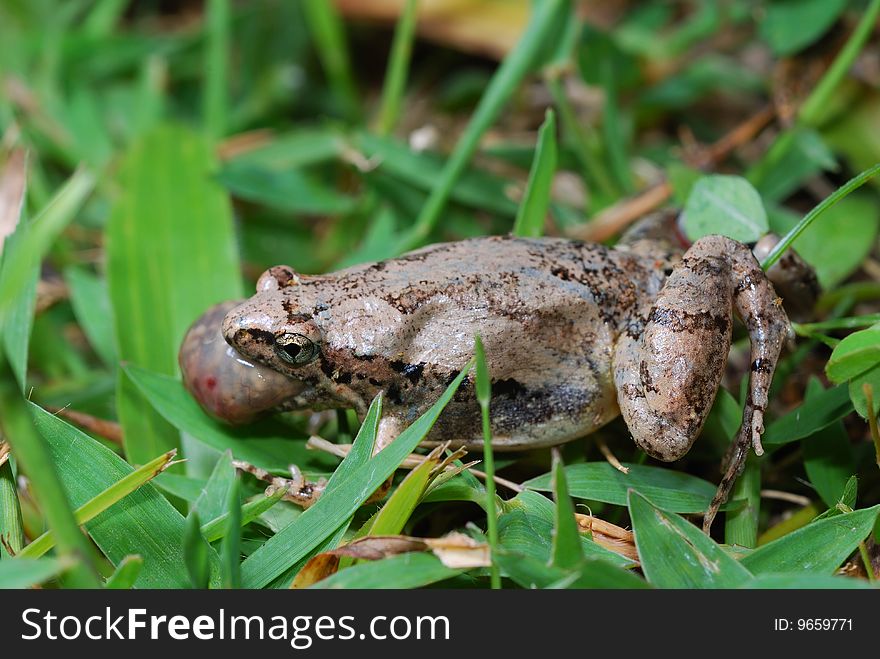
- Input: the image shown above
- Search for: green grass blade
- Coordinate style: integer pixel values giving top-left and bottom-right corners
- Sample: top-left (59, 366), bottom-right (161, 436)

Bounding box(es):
top-left (401, 0), bottom-right (571, 249)
top-left (311, 552), bottom-right (462, 589)
top-left (194, 450), bottom-right (235, 522)
top-left (203, 0), bottom-right (230, 140)
top-left (367, 452), bottom-right (435, 537)
top-left (104, 555), bottom-right (144, 589)
top-left (761, 163), bottom-right (880, 270)
top-left (550, 450), bottom-right (583, 571)
top-left (762, 384), bottom-right (853, 445)
top-left (628, 490), bottom-right (752, 589)
top-left (355, 132), bottom-right (519, 216)
top-left (524, 462), bottom-right (737, 513)
top-left (241, 362), bottom-right (472, 588)
top-left (4, 397), bottom-right (99, 587)
top-left (724, 455), bottom-right (761, 549)
top-left (220, 477), bottom-right (241, 588)
top-left (201, 487), bottom-right (286, 543)
top-left (0, 168), bottom-right (93, 325)
top-left (798, 0), bottom-right (880, 126)
top-left (301, 0), bottom-right (360, 121)
top-left (19, 449), bottom-right (177, 559)
top-left (0, 168), bottom-right (93, 388)
top-left (0, 557), bottom-right (66, 589)
top-left (512, 109), bottom-right (557, 237)
top-left (375, 0), bottom-right (418, 136)
top-left (0, 460), bottom-right (24, 557)
top-left (106, 125), bottom-right (242, 466)
top-left (64, 266), bottom-right (118, 368)
top-left (29, 403), bottom-right (208, 588)
top-left (124, 365), bottom-right (334, 472)
top-left (184, 510), bottom-right (211, 588)
top-left (0, 225), bottom-right (38, 389)
top-left (741, 505), bottom-right (880, 575)
top-left (498, 490), bottom-right (631, 567)
top-left (474, 334), bottom-right (500, 588)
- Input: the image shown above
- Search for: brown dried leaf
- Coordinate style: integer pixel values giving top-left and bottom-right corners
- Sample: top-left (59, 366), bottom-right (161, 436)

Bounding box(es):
top-left (289, 553), bottom-right (340, 589)
top-left (0, 148), bottom-right (26, 256)
top-left (423, 531), bottom-right (491, 568)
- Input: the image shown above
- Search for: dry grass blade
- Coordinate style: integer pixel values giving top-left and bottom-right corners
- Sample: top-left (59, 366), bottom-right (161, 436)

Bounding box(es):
top-left (294, 531), bottom-right (490, 588)
top-left (567, 104), bottom-right (776, 242)
top-left (0, 440), bottom-right (10, 468)
top-left (575, 512), bottom-right (639, 563)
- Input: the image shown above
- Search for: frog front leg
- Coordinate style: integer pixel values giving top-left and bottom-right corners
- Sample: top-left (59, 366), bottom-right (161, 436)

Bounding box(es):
top-left (613, 235), bottom-right (790, 532)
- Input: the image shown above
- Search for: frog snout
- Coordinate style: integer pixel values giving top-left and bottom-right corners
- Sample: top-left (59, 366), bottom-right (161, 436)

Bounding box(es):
top-left (180, 301), bottom-right (305, 425)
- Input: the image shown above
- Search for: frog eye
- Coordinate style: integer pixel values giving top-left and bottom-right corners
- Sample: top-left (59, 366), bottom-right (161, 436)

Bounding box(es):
top-left (274, 333), bottom-right (318, 366)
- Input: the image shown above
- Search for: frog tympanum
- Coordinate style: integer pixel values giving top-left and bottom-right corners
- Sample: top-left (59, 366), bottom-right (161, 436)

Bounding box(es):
top-left (179, 212), bottom-right (818, 530)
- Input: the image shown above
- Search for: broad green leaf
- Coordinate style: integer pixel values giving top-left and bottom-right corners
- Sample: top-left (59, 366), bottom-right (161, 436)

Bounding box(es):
top-left (741, 573), bottom-right (871, 589)
top-left (241, 365), bottom-right (469, 588)
top-left (125, 365), bottom-right (336, 472)
top-left (759, 0), bottom-right (847, 56)
top-left (849, 362), bottom-right (880, 418)
top-left (227, 127), bottom-right (343, 170)
top-left (216, 163), bottom-right (356, 215)
top-left (801, 380), bottom-right (855, 508)
top-left (545, 559), bottom-right (649, 589)
top-left (629, 491), bottom-right (752, 589)
top-left (550, 451), bottom-right (583, 570)
top-left (30, 403), bottom-right (208, 588)
top-left (512, 109), bottom-right (557, 237)
top-left (682, 174), bottom-right (768, 243)
top-left (4, 394), bottom-right (99, 588)
top-left (498, 490), bottom-right (631, 567)
top-left (0, 557), bottom-right (65, 589)
top-left (64, 267), bottom-right (118, 368)
top-left (755, 128), bottom-right (838, 203)
top-left (496, 550), bottom-right (645, 589)
top-left (762, 384), bottom-right (853, 445)
top-left (104, 556), bottom-right (144, 589)
top-left (311, 552), bottom-right (462, 589)
top-left (524, 463), bottom-right (735, 513)
top-left (106, 124), bottom-right (242, 466)
top-left (827, 328), bottom-right (880, 383)
top-left (742, 505), bottom-right (880, 574)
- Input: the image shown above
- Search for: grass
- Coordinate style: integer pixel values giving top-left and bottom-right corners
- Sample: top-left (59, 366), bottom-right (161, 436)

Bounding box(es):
top-left (0, 0), bottom-right (879, 590)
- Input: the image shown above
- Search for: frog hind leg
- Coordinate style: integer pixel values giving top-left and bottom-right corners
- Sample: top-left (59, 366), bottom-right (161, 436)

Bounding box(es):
top-left (613, 235), bottom-right (790, 532)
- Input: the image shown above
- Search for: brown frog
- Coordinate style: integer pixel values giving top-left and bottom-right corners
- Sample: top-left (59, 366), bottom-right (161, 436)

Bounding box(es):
top-left (179, 212), bottom-right (818, 530)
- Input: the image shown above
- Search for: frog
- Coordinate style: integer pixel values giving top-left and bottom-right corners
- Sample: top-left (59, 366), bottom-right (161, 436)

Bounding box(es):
top-left (179, 211), bottom-right (819, 531)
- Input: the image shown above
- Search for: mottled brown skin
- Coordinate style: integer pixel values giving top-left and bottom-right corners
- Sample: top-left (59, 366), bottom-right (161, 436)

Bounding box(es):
top-left (179, 213), bottom-right (818, 530)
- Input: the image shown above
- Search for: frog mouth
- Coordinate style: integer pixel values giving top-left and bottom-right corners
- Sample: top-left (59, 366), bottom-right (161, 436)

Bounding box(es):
top-left (179, 301), bottom-right (305, 425)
